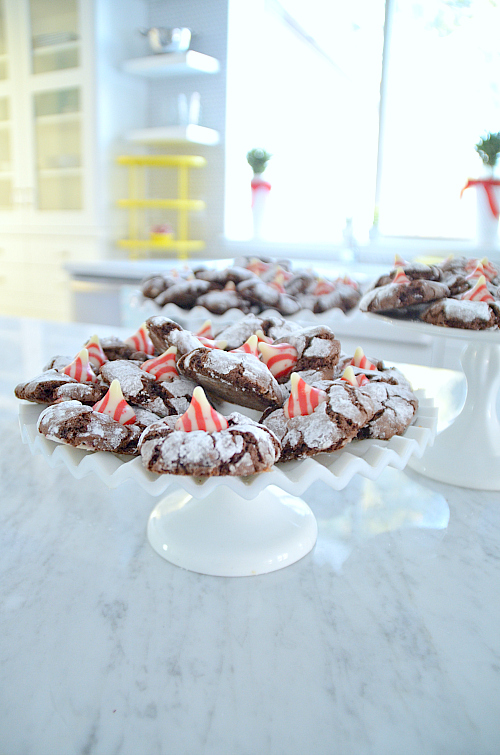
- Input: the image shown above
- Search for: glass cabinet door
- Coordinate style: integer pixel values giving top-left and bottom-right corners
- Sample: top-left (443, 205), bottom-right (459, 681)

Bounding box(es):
top-left (34, 87), bottom-right (82, 210)
top-left (29, 0), bottom-right (79, 75)
top-left (0, 0), bottom-right (11, 209)
top-left (0, 94), bottom-right (12, 208)
top-left (0, 0), bottom-right (7, 80)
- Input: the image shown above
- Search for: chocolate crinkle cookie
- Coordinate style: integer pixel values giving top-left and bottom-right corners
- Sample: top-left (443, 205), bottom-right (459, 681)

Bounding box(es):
top-left (356, 381), bottom-right (418, 440)
top-left (15, 370), bottom-right (105, 406)
top-left (37, 401), bottom-right (143, 455)
top-left (139, 412), bottom-right (281, 476)
top-left (146, 316), bottom-right (204, 355)
top-left (261, 381), bottom-right (376, 461)
top-left (274, 325), bottom-right (341, 380)
top-left (177, 348), bottom-right (286, 411)
top-left (359, 278), bottom-right (450, 313)
top-left (420, 298), bottom-right (499, 330)
top-left (99, 359), bottom-right (194, 417)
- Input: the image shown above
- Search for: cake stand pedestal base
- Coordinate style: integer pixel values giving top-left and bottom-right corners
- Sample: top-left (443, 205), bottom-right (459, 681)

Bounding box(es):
top-left (408, 341), bottom-right (500, 490)
top-left (147, 485), bottom-right (318, 576)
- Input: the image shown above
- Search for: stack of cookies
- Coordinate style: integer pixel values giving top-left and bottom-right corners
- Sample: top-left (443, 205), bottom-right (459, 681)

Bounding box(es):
top-left (15, 313), bottom-right (419, 477)
top-left (140, 257), bottom-right (361, 317)
top-left (360, 255), bottom-right (500, 330)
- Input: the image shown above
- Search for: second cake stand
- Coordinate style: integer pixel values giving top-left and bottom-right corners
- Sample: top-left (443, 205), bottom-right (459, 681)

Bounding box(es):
top-left (19, 395), bottom-right (436, 576)
top-left (371, 315), bottom-right (500, 491)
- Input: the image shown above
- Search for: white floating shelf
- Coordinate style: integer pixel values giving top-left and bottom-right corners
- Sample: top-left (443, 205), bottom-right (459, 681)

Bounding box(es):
top-left (126, 125), bottom-right (219, 146)
top-left (122, 50), bottom-right (220, 78)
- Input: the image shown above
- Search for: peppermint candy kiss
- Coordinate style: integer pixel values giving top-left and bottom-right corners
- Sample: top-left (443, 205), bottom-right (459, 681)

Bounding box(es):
top-left (196, 320), bottom-right (213, 339)
top-left (284, 373), bottom-right (328, 419)
top-left (480, 257), bottom-right (498, 282)
top-left (230, 334), bottom-right (260, 358)
top-left (141, 346), bottom-right (178, 381)
top-left (314, 278), bottom-right (336, 296)
top-left (465, 263), bottom-right (484, 282)
top-left (63, 348), bottom-right (98, 384)
top-left (175, 386), bottom-right (229, 433)
top-left (350, 347), bottom-right (377, 371)
top-left (198, 336), bottom-right (227, 350)
top-left (125, 323), bottom-right (155, 355)
top-left (461, 275), bottom-right (494, 303)
top-left (393, 253), bottom-right (409, 268)
top-left (268, 273), bottom-right (286, 293)
top-left (254, 329), bottom-right (273, 344)
top-left (84, 335), bottom-right (108, 369)
top-left (392, 267), bottom-right (411, 284)
top-left (258, 341), bottom-right (298, 380)
top-left (93, 379), bottom-right (136, 425)
top-left (341, 366), bottom-right (369, 387)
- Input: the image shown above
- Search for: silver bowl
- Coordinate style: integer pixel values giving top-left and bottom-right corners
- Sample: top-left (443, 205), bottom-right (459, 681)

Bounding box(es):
top-left (139, 27), bottom-right (192, 54)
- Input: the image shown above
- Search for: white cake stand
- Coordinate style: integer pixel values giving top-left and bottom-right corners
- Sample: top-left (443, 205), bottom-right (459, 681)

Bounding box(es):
top-left (19, 395), bottom-right (436, 576)
top-left (370, 314), bottom-right (500, 490)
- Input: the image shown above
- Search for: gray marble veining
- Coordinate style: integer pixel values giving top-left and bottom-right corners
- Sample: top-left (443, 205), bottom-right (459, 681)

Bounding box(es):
top-left (1, 316), bottom-right (500, 755)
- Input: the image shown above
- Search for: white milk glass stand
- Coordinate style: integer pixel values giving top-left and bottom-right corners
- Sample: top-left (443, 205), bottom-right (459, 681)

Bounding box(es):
top-left (19, 396), bottom-right (436, 577)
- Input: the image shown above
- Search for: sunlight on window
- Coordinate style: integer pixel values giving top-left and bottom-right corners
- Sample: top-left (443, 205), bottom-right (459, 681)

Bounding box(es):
top-left (378, 0), bottom-right (500, 239)
top-left (225, 0), bottom-right (385, 244)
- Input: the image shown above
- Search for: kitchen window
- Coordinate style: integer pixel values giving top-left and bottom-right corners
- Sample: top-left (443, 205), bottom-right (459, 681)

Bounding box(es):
top-left (225, 0), bottom-right (500, 249)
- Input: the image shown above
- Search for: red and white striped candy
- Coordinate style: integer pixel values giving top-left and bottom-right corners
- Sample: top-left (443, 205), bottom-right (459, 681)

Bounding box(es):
top-left (268, 273), bottom-right (286, 293)
top-left (255, 329), bottom-right (273, 344)
top-left (314, 278), bottom-right (336, 296)
top-left (175, 386), bottom-right (229, 433)
top-left (230, 334), bottom-right (260, 358)
top-left (93, 379), bottom-right (136, 425)
top-left (284, 373), bottom-right (328, 418)
top-left (141, 346), bottom-right (178, 381)
top-left (461, 275), bottom-right (494, 303)
top-left (350, 347), bottom-right (377, 372)
top-left (393, 253), bottom-right (409, 268)
top-left (342, 275), bottom-right (358, 289)
top-left (480, 257), bottom-right (498, 282)
top-left (258, 341), bottom-right (298, 379)
top-left (196, 320), bottom-right (213, 339)
top-left (198, 336), bottom-right (227, 350)
top-left (124, 323), bottom-right (155, 355)
top-left (246, 257), bottom-right (270, 276)
top-left (465, 262), bottom-right (484, 282)
top-left (465, 258), bottom-right (480, 273)
top-left (84, 334), bottom-right (108, 369)
top-left (63, 348), bottom-right (98, 384)
top-left (341, 366), bottom-right (368, 387)
top-left (392, 267), bottom-right (411, 284)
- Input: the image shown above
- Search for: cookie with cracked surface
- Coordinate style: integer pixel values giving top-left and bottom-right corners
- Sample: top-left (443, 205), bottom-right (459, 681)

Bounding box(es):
top-left (154, 279), bottom-right (213, 309)
top-left (359, 278), bottom-right (450, 313)
top-left (195, 287), bottom-right (254, 315)
top-left (177, 348), bottom-right (286, 411)
top-left (420, 297), bottom-right (498, 330)
top-left (273, 325), bottom-right (341, 381)
top-left (99, 360), bottom-right (195, 417)
top-left (139, 412), bottom-right (281, 476)
top-left (15, 369), bottom-right (105, 406)
top-left (37, 400), bottom-right (144, 455)
top-left (146, 316), bottom-right (204, 356)
top-left (356, 380), bottom-right (418, 440)
top-left (260, 381), bottom-right (376, 461)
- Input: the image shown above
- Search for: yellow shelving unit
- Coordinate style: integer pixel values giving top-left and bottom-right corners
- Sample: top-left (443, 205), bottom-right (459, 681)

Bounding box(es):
top-left (116, 154), bottom-right (207, 259)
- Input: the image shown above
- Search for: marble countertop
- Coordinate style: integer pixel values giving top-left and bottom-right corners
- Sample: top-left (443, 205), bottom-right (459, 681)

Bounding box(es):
top-left (2, 316), bottom-right (500, 755)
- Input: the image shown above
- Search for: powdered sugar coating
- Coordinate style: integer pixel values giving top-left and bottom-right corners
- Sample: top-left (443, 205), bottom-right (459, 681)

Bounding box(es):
top-left (37, 400), bottom-right (141, 454)
top-left (262, 382), bottom-right (375, 460)
top-left (139, 412), bottom-right (281, 476)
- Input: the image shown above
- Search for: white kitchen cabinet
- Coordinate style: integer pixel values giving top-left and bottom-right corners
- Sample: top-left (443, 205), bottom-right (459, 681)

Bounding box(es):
top-left (0, 0), bottom-right (148, 319)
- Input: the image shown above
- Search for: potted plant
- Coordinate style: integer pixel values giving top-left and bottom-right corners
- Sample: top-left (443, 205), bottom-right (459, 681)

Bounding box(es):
top-left (461, 132), bottom-right (500, 248)
top-left (247, 148), bottom-right (272, 239)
